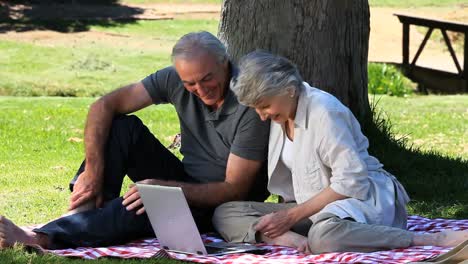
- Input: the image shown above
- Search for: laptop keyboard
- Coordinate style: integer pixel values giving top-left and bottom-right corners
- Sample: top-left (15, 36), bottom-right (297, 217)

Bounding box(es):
top-left (205, 245), bottom-right (232, 254)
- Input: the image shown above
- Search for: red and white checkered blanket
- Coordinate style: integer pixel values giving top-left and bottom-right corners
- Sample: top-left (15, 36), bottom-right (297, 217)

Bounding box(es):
top-left (45, 215), bottom-right (468, 263)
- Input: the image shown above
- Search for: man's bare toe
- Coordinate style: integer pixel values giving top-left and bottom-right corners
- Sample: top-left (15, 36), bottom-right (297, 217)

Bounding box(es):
top-left (0, 215), bottom-right (37, 249)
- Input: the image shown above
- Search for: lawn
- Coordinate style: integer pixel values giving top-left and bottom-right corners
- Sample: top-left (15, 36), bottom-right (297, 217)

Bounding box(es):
top-left (372, 95), bottom-right (467, 160)
top-left (0, 19), bottom-right (218, 97)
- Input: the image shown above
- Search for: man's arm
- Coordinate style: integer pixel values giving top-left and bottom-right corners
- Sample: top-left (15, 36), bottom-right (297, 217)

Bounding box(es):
top-left (69, 82), bottom-right (153, 210)
top-left (123, 153), bottom-right (263, 214)
top-left (181, 153), bottom-right (263, 206)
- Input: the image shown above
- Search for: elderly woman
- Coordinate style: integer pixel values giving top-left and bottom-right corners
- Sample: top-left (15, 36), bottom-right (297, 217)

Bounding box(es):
top-left (213, 51), bottom-right (468, 253)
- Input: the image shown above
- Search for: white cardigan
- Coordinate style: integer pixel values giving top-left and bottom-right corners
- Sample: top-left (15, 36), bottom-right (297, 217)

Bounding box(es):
top-left (267, 82), bottom-right (410, 226)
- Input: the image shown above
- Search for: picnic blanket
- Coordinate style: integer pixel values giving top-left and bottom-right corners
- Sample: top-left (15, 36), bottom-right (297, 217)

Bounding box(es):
top-left (44, 215), bottom-right (468, 263)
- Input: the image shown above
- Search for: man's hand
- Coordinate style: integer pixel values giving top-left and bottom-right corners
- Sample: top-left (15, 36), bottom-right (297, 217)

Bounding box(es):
top-left (254, 209), bottom-right (298, 239)
top-left (69, 170), bottom-right (104, 211)
top-left (73, 82), bottom-right (153, 211)
top-left (122, 179), bottom-right (162, 215)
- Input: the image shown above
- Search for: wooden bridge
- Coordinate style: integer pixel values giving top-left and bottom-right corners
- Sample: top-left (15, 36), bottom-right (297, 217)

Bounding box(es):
top-left (395, 13), bottom-right (468, 93)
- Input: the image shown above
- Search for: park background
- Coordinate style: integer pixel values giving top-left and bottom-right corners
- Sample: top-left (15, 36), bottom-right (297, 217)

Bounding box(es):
top-left (0, 0), bottom-right (467, 263)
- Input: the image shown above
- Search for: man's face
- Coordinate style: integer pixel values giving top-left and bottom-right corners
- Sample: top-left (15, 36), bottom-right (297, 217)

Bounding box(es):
top-left (174, 52), bottom-right (228, 110)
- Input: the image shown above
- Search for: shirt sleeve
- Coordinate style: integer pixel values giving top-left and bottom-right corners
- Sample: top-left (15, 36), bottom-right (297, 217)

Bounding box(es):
top-left (317, 109), bottom-right (370, 200)
top-left (141, 66), bottom-right (181, 104)
top-left (230, 108), bottom-right (270, 161)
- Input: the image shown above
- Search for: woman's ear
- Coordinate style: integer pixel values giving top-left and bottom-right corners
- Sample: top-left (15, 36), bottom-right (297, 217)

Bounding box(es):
top-left (287, 86), bottom-right (296, 98)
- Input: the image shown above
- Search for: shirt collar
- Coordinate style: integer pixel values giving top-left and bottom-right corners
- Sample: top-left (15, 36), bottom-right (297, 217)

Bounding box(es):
top-left (294, 82), bottom-right (310, 130)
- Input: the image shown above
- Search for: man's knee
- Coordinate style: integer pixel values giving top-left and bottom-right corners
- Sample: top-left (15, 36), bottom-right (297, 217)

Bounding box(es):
top-left (308, 217), bottom-right (349, 254)
top-left (111, 115), bottom-right (143, 132)
top-left (108, 115), bottom-right (146, 144)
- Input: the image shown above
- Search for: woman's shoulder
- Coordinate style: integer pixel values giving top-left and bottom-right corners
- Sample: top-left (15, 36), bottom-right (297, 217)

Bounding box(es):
top-left (301, 82), bottom-right (350, 115)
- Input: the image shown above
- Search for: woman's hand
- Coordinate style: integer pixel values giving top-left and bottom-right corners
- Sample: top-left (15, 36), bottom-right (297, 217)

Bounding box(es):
top-left (254, 209), bottom-right (298, 238)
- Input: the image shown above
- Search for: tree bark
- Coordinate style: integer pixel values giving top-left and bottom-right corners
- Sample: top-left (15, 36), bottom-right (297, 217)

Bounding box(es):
top-left (218, 0), bottom-right (370, 119)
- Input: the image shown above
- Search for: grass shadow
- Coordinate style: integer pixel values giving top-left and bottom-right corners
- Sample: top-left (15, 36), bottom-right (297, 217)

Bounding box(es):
top-left (362, 99), bottom-right (468, 219)
top-left (0, 1), bottom-right (145, 33)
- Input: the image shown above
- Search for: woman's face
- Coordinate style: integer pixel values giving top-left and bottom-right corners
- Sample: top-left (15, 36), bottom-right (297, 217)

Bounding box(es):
top-left (254, 91), bottom-right (297, 123)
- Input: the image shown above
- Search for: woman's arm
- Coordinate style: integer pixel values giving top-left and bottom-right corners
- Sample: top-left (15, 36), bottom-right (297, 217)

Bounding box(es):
top-left (256, 109), bottom-right (369, 238)
top-left (255, 187), bottom-right (347, 238)
top-left (290, 187), bottom-right (347, 222)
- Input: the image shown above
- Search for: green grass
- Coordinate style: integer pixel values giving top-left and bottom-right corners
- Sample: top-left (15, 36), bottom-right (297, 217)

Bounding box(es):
top-left (0, 39), bottom-right (166, 96)
top-left (372, 95), bottom-right (467, 159)
top-left (0, 19), bottom-right (218, 97)
top-left (369, 0), bottom-right (467, 7)
top-left (90, 19), bottom-right (218, 38)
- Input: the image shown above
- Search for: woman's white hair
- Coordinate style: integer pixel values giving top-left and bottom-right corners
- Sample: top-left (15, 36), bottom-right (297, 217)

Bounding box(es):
top-left (171, 31), bottom-right (228, 65)
top-left (230, 51), bottom-right (304, 107)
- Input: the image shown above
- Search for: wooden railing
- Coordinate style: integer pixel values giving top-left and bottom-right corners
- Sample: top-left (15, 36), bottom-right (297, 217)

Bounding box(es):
top-left (395, 13), bottom-right (468, 92)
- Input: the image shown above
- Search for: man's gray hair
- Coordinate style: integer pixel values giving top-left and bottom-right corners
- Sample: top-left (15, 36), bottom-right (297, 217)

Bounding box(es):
top-left (231, 51), bottom-right (304, 106)
top-left (171, 31), bottom-right (228, 64)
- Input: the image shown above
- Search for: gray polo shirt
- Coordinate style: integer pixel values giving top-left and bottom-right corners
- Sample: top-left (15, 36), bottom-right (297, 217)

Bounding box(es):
top-left (141, 65), bottom-right (270, 184)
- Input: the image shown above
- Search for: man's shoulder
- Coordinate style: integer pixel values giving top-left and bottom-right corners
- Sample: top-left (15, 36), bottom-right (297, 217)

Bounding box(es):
top-left (236, 105), bottom-right (270, 133)
top-left (141, 66), bottom-right (185, 104)
top-left (151, 66), bottom-right (181, 85)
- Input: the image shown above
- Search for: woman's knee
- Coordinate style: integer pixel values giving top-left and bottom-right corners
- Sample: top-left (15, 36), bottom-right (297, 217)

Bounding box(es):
top-left (212, 202), bottom-right (249, 227)
top-left (212, 201), bottom-right (260, 242)
top-left (308, 217), bottom-right (348, 254)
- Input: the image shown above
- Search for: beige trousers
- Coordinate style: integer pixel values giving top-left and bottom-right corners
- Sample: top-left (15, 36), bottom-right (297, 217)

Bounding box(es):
top-left (212, 201), bottom-right (413, 254)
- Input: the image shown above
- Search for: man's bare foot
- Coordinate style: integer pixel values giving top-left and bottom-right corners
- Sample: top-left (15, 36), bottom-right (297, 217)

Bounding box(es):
top-left (413, 230), bottom-right (468, 247)
top-left (0, 216), bottom-right (46, 249)
top-left (261, 231), bottom-right (310, 253)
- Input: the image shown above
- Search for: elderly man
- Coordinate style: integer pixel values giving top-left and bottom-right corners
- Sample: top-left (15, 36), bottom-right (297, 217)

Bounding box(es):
top-left (0, 31), bottom-right (270, 249)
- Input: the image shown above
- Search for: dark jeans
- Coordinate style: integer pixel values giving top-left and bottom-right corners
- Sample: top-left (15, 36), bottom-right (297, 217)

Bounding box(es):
top-left (34, 115), bottom-right (211, 249)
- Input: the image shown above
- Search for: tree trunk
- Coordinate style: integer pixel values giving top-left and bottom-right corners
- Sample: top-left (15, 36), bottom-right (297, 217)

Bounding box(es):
top-left (218, 0), bottom-right (370, 119)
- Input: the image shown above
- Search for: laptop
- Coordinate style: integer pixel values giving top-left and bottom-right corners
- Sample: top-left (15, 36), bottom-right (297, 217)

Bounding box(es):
top-left (136, 183), bottom-right (268, 256)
